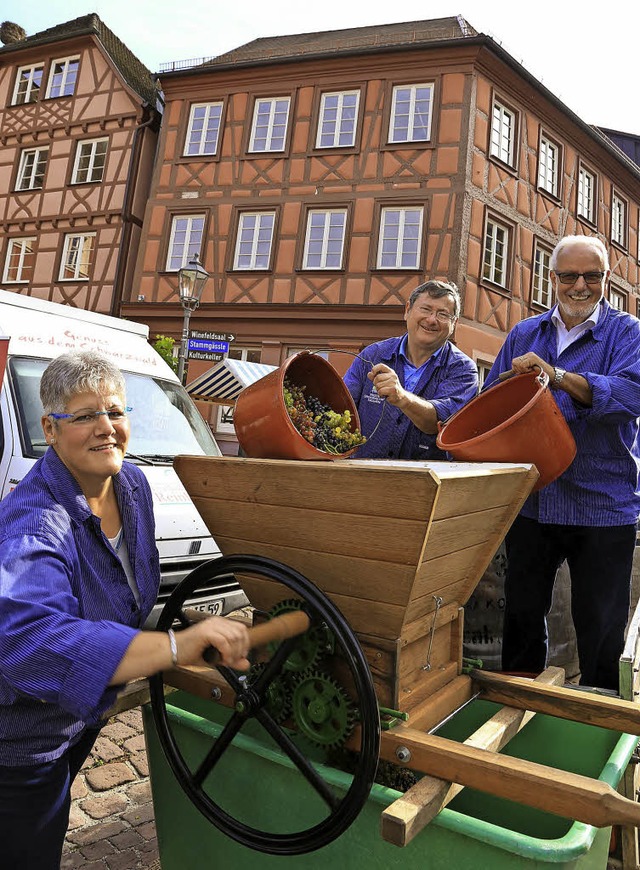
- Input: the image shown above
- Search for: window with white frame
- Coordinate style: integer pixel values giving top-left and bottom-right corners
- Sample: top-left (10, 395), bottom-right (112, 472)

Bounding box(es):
top-left (3, 238), bottom-right (36, 283)
top-left (476, 361), bottom-right (493, 391)
top-left (166, 215), bottom-right (205, 271)
top-left (302, 209), bottom-right (347, 269)
top-left (532, 244), bottom-right (553, 307)
top-left (577, 166), bottom-right (596, 223)
top-left (71, 138), bottom-right (108, 184)
top-left (16, 147), bottom-right (49, 191)
top-left (483, 217), bottom-right (509, 287)
top-left (233, 212), bottom-right (275, 270)
top-left (12, 63), bottom-right (44, 105)
top-left (214, 347), bottom-right (262, 435)
top-left (490, 100), bottom-right (516, 167)
top-left (377, 207), bottom-right (423, 269)
top-left (46, 56), bottom-right (79, 98)
top-left (538, 136), bottom-right (560, 198)
top-left (184, 102), bottom-right (223, 156)
top-left (316, 90), bottom-right (360, 148)
top-left (609, 288), bottom-right (626, 311)
top-left (59, 233), bottom-right (95, 281)
top-left (388, 83), bottom-right (433, 143)
top-left (248, 97), bottom-right (290, 152)
top-left (612, 193), bottom-right (627, 247)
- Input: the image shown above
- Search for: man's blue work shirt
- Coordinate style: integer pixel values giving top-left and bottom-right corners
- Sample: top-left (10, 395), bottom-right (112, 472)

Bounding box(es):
top-left (0, 449), bottom-right (160, 765)
top-left (484, 299), bottom-right (640, 526)
top-left (344, 335), bottom-right (479, 460)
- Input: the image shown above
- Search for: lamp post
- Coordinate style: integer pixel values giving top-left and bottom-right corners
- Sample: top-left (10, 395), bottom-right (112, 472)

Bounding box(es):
top-left (177, 252), bottom-right (209, 385)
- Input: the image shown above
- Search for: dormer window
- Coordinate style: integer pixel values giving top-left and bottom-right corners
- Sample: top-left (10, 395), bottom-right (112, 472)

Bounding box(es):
top-left (12, 64), bottom-right (44, 105)
top-left (46, 56), bottom-right (79, 98)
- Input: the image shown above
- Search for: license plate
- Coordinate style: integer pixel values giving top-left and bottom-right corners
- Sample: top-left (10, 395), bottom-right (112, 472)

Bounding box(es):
top-left (190, 597), bottom-right (224, 616)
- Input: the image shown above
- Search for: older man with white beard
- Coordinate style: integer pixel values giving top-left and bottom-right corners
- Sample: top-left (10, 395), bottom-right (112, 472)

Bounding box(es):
top-left (484, 234), bottom-right (640, 692)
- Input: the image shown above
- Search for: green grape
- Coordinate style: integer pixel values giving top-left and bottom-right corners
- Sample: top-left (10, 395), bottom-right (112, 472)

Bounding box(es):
top-left (283, 379), bottom-right (366, 454)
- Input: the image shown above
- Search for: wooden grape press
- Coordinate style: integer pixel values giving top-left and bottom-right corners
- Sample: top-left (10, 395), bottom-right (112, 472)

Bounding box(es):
top-left (145, 455), bottom-right (640, 869)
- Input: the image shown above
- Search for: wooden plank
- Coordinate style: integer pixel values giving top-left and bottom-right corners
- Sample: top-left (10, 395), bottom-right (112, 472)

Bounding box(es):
top-left (421, 505), bottom-right (517, 562)
top-left (399, 661), bottom-right (460, 714)
top-left (401, 602), bottom-right (460, 645)
top-left (411, 541), bottom-right (490, 598)
top-left (379, 727), bottom-right (640, 829)
top-left (431, 467), bottom-right (538, 520)
top-left (174, 455), bottom-right (440, 520)
top-left (208, 535), bottom-right (417, 607)
top-left (380, 666), bottom-right (565, 846)
top-left (236, 573), bottom-right (407, 639)
top-left (404, 675), bottom-right (474, 731)
top-left (192, 496), bottom-right (427, 566)
top-left (473, 670), bottom-right (640, 736)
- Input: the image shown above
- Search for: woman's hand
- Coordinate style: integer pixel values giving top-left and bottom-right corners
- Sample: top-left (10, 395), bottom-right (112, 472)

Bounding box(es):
top-left (109, 616), bottom-right (250, 685)
top-left (174, 615), bottom-right (250, 671)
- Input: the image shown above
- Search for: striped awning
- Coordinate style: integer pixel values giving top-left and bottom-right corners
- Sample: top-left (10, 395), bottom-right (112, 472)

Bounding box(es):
top-left (186, 358), bottom-right (277, 404)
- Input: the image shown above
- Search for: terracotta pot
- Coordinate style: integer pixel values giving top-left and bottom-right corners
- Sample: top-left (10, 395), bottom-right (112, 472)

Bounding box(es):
top-left (233, 351), bottom-right (362, 460)
top-left (436, 370), bottom-right (576, 491)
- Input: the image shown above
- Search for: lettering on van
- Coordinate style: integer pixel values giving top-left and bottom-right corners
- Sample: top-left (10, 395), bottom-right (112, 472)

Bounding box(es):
top-left (15, 330), bottom-right (160, 368)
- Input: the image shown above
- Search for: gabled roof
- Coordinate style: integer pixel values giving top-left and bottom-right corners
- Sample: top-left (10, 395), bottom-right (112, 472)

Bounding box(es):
top-left (0, 13), bottom-right (159, 106)
top-left (201, 16), bottom-right (477, 69)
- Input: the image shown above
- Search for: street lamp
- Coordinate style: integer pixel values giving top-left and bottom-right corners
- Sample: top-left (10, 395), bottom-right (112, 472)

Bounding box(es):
top-left (177, 252), bottom-right (209, 384)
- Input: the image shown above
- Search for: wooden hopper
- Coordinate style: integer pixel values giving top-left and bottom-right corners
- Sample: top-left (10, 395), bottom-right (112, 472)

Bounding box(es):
top-left (169, 455), bottom-right (640, 844)
top-left (173, 455), bottom-right (537, 712)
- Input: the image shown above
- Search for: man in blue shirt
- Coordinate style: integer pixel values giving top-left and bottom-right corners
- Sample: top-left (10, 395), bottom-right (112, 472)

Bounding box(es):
top-left (343, 280), bottom-right (478, 460)
top-left (484, 235), bottom-right (640, 691)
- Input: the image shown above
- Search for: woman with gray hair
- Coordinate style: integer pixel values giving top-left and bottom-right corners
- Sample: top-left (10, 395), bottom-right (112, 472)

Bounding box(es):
top-left (0, 350), bottom-right (249, 869)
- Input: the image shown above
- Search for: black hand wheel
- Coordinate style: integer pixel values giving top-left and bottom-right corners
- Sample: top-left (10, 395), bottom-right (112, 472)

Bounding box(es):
top-left (148, 554), bottom-right (380, 855)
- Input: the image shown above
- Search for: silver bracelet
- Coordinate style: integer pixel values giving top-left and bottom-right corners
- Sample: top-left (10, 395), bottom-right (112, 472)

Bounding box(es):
top-left (167, 629), bottom-right (178, 667)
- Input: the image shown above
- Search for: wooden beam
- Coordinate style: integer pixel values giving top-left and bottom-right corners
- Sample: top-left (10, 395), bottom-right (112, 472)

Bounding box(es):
top-left (472, 669), bottom-right (640, 735)
top-left (380, 666), bottom-right (565, 846)
top-left (379, 726), bottom-right (640, 829)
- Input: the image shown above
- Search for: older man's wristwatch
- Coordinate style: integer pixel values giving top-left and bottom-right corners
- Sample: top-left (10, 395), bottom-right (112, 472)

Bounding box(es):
top-left (553, 366), bottom-right (567, 388)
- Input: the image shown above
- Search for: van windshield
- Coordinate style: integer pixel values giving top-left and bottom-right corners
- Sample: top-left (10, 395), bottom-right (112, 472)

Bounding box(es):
top-left (10, 357), bottom-right (221, 461)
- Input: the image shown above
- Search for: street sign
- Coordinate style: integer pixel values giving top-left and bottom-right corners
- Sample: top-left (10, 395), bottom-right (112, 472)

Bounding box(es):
top-left (188, 351), bottom-right (225, 363)
top-left (190, 330), bottom-right (235, 343)
top-left (187, 338), bottom-right (230, 355)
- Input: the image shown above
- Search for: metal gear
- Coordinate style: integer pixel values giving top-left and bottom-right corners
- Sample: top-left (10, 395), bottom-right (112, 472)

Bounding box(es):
top-left (267, 599), bottom-right (334, 673)
top-left (247, 663), bottom-right (291, 723)
top-left (291, 669), bottom-right (356, 748)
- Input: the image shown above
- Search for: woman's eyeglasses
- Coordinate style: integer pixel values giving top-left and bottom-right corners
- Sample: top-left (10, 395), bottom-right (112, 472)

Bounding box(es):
top-left (49, 407), bottom-right (132, 426)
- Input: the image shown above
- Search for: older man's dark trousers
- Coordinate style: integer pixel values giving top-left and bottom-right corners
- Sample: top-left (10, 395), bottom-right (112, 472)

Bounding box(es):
top-left (502, 515), bottom-right (636, 691)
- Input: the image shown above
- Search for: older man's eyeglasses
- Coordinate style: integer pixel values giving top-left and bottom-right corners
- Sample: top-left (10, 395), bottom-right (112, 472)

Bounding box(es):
top-left (554, 271), bottom-right (605, 286)
top-left (418, 306), bottom-right (456, 324)
top-left (49, 407), bottom-right (132, 426)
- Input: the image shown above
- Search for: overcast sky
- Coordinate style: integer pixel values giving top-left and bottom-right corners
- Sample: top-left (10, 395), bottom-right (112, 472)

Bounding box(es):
top-left (9, 1), bottom-right (640, 134)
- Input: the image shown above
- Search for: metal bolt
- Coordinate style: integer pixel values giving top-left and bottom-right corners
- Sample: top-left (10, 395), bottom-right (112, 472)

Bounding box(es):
top-left (210, 687), bottom-right (222, 700)
top-left (395, 746), bottom-right (411, 763)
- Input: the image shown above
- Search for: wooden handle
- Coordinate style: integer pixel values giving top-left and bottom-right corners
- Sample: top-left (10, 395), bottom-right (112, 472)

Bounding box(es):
top-left (182, 608), bottom-right (311, 667)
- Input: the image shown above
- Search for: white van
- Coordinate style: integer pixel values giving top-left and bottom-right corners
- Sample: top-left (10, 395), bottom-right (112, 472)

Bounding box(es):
top-left (0, 288), bottom-right (247, 624)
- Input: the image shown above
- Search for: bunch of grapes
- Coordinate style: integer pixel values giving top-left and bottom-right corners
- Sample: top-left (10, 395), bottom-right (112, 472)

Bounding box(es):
top-left (283, 379), bottom-right (366, 454)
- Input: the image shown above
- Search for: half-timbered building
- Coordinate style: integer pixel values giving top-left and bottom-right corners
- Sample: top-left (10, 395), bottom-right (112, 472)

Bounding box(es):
top-left (127, 15), bottom-right (640, 446)
top-left (0, 15), bottom-right (161, 314)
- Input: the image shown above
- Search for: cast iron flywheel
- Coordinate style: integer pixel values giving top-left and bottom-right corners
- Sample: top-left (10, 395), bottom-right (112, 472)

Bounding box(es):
top-left (148, 554), bottom-right (380, 855)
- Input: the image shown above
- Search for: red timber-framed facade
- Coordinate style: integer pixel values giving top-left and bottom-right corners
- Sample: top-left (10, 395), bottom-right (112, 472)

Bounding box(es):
top-left (125, 17), bottom-right (640, 437)
top-left (0, 15), bottom-right (161, 315)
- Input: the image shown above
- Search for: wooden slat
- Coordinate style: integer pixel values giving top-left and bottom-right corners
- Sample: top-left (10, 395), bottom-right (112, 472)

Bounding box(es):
top-left (421, 505), bottom-right (517, 562)
top-left (208, 535), bottom-right (417, 607)
top-left (399, 661), bottom-right (460, 714)
top-left (192, 496), bottom-right (427, 566)
top-left (473, 670), bottom-right (640, 735)
top-left (379, 727), bottom-right (640, 829)
top-left (403, 675), bottom-right (474, 731)
top-left (237, 573), bottom-right (407, 638)
top-left (380, 666), bottom-right (565, 846)
top-left (175, 455), bottom-right (440, 520)
top-left (401, 602), bottom-right (460, 645)
top-left (430, 467), bottom-right (538, 520)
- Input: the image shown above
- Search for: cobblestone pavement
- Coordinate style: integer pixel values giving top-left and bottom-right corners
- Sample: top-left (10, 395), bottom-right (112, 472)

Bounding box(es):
top-left (61, 707), bottom-right (160, 870)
